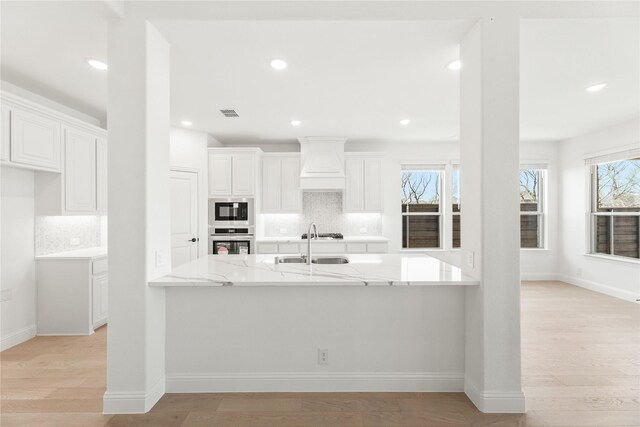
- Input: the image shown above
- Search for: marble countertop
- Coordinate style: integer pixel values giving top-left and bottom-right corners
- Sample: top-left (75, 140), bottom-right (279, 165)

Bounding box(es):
top-left (256, 236), bottom-right (389, 243)
top-left (149, 254), bottom-right (478, 287)
top-left (35, 247), bottom-right (108, 260)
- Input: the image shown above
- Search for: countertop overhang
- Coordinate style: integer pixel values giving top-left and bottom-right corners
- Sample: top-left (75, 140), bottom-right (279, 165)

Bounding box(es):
top-left (149, 254), bottom-right (478, 287)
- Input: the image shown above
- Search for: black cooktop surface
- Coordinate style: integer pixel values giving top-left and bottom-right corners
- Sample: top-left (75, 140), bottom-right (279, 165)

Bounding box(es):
top-left (300, 233), bottom-right (344, 240)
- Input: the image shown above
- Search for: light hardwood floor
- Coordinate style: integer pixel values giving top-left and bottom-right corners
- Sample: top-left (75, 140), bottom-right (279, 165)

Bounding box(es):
top-left (1, 281), bottom-right (638, 426)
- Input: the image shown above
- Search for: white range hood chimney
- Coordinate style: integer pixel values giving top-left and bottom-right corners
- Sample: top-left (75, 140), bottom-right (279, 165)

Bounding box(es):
top-left (298, 137), bottom-right (346, 191)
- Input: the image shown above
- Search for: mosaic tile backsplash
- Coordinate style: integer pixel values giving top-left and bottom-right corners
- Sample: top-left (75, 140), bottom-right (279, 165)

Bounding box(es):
top-left (35, 216), bottom-right (103, 256)
top-left (262, 192), bottom-right (382, 237)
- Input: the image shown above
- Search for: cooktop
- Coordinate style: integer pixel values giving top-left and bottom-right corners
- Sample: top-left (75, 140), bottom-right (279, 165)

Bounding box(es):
top-left (300, 232), bottom-right (344, 240)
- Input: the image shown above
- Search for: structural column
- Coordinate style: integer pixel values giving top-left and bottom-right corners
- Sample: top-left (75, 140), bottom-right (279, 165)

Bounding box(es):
top-left (103, 11), bottom-right (171, 414)
top-left (460, 13), bottom-right (525, 413)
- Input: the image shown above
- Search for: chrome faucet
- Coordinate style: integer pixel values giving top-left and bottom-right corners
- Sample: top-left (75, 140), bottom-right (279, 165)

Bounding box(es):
top-left (306, 222), bottom-right (318, 265)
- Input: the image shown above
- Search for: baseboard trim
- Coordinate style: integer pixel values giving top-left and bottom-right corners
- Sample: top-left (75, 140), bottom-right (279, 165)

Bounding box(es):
top-left (558, 274), bottom-right (639, 303)
top-left (165, 372), bottom-right (464, 393)
top-left (1, 325), bottom-right (36, 351)
top-left (464, 378), bottom-right (525, 413)
top-left (520, 273), bottom-right (558, 281)
top-left (103, 376), bottom-right (165, 414)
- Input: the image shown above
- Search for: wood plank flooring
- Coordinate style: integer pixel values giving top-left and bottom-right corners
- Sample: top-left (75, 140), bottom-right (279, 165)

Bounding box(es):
top-left (1, 281), bottom-right (638, 426)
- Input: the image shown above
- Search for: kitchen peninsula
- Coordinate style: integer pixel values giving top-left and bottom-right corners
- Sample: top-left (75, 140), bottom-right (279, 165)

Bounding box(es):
top-left (151, 254), bottom-right (478, 393)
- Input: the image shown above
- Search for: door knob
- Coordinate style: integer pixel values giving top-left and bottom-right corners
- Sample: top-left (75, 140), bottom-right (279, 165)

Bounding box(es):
top-left (189, 238), bottom-right (197, 242)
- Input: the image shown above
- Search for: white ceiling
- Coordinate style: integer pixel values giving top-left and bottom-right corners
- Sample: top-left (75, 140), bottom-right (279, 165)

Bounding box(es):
top-left (1, 1), bottom-right (638, 143)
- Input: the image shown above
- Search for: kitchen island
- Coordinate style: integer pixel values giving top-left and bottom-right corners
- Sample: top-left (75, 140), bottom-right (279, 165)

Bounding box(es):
top-left (151, 254), bottom-right (478, 394)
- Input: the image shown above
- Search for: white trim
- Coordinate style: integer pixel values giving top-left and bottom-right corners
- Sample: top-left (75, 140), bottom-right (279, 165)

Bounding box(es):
top-left (584, 144), bottom-right (640, 165)
top-left (584, 253), bottom-right (640, 265)
top-left (165, 372), bottom-right (464, 393)
top-left (0, 325), bottom-right (36, 351)
top-left (464, 378), bottom-right (526, 413)
top-left (103, 376), bottom-right (165, 414)
top-left (520, 273), bottom-right (558, 281)
top-left (557, 274), bottom-right (640, 303)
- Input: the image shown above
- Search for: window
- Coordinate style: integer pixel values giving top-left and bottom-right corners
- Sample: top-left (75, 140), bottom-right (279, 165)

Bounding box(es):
top-left (520, 168), bottom-right (545, 248)
top-left (401, 166), bottom-right (443, 249)
top-left (589, 156), bottom-right (640, 259)
top-left (452, 166), bottom-right (461, 249)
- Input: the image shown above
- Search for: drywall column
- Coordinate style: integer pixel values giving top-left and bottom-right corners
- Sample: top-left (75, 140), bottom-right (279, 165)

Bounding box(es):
top-left (103, 14), bottom-right (171, 414)
top-left (460, 16), bottom-right (524, 412)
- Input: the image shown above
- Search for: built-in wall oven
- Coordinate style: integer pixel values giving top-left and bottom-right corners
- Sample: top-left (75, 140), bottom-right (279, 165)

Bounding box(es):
top-left (209, 228), bottom-right (254, 255)
top-left (208, 199), bottom-right (255, 255)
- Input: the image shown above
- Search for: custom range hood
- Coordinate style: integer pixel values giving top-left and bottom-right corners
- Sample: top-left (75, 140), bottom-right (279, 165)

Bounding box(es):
top-left (298, 137), bottom-right (346, 191)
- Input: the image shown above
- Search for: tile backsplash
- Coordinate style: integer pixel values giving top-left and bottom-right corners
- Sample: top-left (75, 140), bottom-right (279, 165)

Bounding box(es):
top-left (262, 192), bottom-right (382, 237)
top-left (35, 216), bottom-right (103, 256)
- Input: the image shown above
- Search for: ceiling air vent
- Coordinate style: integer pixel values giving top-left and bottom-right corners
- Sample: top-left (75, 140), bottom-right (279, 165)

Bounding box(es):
top-left (220, 109), bottom-right (239, 118)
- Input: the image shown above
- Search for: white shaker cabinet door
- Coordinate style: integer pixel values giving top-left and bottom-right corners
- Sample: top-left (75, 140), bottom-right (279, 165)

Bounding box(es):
top-left (64, 127), bottom-right (97, 212)
top-left (10, 107), bottom-right (61, 171)
top-left (96, 138), bottom-right (108, 213)
top-left (232, 154), bottom-right (255, 196)
top-left (261, 157), bottom-right (282, 212)
top-left (208, 154), bottom-right (232, 197)
top-left (364, 158), bottom-right (383, 212)
top-left (280, 157), bottom-right (301, 212)
top-left (92, 274), bottom-right (108, 328)
top-left (344, 158), bottom-right (364, 212)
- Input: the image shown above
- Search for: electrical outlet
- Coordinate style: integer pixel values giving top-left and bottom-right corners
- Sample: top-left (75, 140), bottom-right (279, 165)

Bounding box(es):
top-left (70, 237), bottom-right (80, 246)
top-left (1, 288), bottom-right (13, 302)
top-left (466, 251), bottom-right (475, 268)
top-left (359, 227), bottom-right (367, 234)
top-left (280, 228), bottom-right (288, 235)
top-left (155, 250), bottom-right (166, 268)
top-left (318, 349), bottom-right (329, 365)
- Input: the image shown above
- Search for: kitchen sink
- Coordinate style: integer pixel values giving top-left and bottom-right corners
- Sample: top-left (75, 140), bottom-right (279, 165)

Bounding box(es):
top-left (275, 256), bottom-right (307, 264)
top-left (312, 256), bottom-right (349, 264)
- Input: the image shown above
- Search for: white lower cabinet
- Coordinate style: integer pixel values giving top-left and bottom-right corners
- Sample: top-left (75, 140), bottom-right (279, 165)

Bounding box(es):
top-left (36, 256), bottom-right (108, 335)
top-left (256, 241), bottom-right (388, 254)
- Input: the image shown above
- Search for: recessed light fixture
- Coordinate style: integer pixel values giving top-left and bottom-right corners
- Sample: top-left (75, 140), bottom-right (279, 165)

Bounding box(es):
top-left (86, 58), bottom-right (108, 71)
top-left (586, 83), bottom-right (608, 93)
top-left (181, 120), bottom-right (192, 127)
top-left (400, 119), bottom-right (410, 125)
top-left (447, 59), bottom-right (461, 71)
top-left (290, 120), bottom-right (301, 126)
top-left (270, 59), bottom-right (288, 70)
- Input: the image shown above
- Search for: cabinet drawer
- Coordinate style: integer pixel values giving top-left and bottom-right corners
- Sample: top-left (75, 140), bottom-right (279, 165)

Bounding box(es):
top-left (367, 243), bottom-right (388, 253)
top-left (313, 243), bottom-right (346, 254)
top-left (92, 258), bottom-right (108, 276)
top-left (256, 243), bottom-right (278, 254)
top-left (346, 243), bottom-right (367, 253)
top-left (278, 243), bottom-right (301, 253)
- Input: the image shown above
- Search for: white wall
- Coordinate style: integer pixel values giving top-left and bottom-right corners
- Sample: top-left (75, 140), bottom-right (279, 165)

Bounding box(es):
top-left (170, 127), bottom-right (209, 257)
top-left (1, 167), bottom-right (37, 350)
top-left (557, 119), bottom-right (640, 302)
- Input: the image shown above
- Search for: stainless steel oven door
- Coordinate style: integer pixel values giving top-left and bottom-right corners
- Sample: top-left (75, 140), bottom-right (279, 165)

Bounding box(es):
top-left (209, 235), bottom-right (253, 255)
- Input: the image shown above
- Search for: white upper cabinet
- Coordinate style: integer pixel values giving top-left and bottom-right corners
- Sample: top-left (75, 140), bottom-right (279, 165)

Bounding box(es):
top-left (344, 155), bottom-right (384, 213)
top-left (96, 138), bottom-right (108, 213)
top-left (10, 107), bottom-right (61, 171)
top-left (1, 105), bottom-right (10, 161)
top-left (231, 154), bottom-right (255, 196)
top-left (208, 154), bottom-right (232, 197)
top-left (208, 149), bottom-right (261, 198)
top-left (261, 154), bottom-right (301, 213)
top-left (64, 127), bottom-right (97, 212)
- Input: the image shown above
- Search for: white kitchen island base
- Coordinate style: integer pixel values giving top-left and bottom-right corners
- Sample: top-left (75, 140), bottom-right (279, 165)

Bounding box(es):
top-left (150, 254), bottom-right (477, 393)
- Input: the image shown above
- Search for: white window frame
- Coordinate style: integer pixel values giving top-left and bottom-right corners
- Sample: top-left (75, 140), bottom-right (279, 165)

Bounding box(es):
top-left (400, 163), bottom-right (445, 250)
top-left (519, 166), bottom-right (547, 249)
top-left (451, 164), bottom-right (461, 250)
top-left (588, 155), bottom-right (640, 260)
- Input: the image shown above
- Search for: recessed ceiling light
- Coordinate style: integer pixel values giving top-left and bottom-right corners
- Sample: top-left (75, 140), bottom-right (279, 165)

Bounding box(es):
top-left (447, 60), bottom-right (461, 71)
top-left (290, 120), bottom-right (301, 126)
top-left (400, 119), bottom-right (410, 125)
top-left (181, 120), bottom-right (192, 127)
top-left (86, 59), bottom-right (108, 71)
top-left (270, 59), bottom-right (287, 70)
top-left (586, 83), bottom-right (608, 93)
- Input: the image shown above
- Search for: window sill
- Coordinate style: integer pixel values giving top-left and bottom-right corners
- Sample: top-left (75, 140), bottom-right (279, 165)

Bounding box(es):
top-left (584, 253), bottom-right (640, 265)
top-left (400, 248), bottom-right (445, 252)
top-left (521, 248), bottom-right (549, 252)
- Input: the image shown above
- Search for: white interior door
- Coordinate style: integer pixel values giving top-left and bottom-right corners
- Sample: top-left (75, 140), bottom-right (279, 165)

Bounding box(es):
top-left (170, 170), bottom-right (199, 267)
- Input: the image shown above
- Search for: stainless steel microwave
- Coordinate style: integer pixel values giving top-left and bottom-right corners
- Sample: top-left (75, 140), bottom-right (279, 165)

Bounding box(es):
top-left (209, 199), bottom-right (254, 228)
